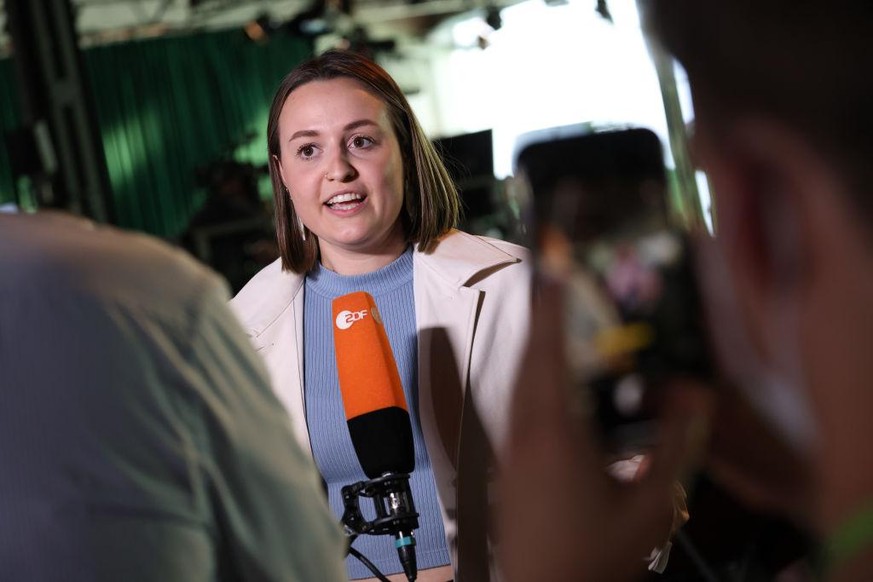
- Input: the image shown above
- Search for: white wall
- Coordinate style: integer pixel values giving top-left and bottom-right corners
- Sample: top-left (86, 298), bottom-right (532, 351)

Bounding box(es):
top-left (382, 0), bottom-right (681, 179)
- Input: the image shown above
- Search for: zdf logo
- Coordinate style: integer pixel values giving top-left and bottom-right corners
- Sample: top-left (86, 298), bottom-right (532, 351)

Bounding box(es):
top-left (335, 305), bottom-right (383, 330)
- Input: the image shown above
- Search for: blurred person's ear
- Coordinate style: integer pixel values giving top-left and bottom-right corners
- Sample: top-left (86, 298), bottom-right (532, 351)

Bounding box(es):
top-left (692, 119), bottom-right (815, 359)
top-left (690, 120), bottom-right (821, 520)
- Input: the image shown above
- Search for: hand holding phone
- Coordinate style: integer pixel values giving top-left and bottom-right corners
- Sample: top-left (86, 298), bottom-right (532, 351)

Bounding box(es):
top-left (514, 127), bottom-right (713, 454)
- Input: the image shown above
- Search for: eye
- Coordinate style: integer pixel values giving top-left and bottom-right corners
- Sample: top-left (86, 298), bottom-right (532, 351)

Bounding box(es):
top-left (296, 143), bottom-right (317, 159)
top-left (349, 135), bottom-right (375, 149)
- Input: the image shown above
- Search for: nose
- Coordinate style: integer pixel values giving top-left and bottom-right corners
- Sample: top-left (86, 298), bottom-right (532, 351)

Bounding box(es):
top-left (324, 150), bottom-right (357, 182)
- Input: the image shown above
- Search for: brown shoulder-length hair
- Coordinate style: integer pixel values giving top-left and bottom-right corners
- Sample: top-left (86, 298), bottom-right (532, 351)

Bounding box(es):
top-left (267, 49), bottom-right (461, 273)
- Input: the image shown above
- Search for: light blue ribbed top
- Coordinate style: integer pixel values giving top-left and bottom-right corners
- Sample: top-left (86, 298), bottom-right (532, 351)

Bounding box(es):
top-left (303, 247), bottom-right (451, 580)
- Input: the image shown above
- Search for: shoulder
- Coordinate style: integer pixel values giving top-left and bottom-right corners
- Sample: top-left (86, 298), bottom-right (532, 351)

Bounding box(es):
top-left (438, 229), bottom-right (530, 260)
top-left (0, 213), bottom-right (243, 400)
top-left (472, 232), bottom-right (531, 261)
top-left (1, 212), bottom-right (224, 312)
top-left (415, 229), bottom-right (531, 288)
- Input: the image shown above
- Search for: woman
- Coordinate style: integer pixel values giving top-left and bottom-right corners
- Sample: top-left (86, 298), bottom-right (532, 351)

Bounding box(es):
top-left (230, 49), bottom-right (531, 581)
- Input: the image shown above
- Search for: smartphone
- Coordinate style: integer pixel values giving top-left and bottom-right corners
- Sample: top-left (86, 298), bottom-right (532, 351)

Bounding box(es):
top-left (514, 127), bottom-right (712, 454)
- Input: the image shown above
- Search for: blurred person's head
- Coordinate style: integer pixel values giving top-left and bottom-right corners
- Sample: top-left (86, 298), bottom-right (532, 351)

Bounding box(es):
top-left (644, 0), bottom-right (873, 531)
top-left (644, 0), bottom-right (873, 219)
top-left (266, 49), bottom-right (460, 273)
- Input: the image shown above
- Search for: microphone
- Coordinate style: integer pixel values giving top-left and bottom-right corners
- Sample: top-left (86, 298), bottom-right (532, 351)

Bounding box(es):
top-left (332, 291), bottom-right (419, 581)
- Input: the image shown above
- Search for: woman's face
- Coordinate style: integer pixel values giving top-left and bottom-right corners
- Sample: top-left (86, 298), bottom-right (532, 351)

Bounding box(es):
top-left (275, 77), bottom-right (407, 273)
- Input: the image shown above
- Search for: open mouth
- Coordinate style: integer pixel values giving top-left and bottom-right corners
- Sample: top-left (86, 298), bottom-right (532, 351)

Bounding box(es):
top-left (325, 192), bottom-right (366, 211)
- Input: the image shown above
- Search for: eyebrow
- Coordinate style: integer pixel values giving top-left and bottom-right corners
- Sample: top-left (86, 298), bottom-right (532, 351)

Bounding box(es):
top-left (287, 119), bottom-right (381, 143)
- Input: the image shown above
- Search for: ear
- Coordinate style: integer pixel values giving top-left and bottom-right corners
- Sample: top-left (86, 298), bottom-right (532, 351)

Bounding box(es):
top-left (695, 120), bottom-right (811, 315)
top-left (272, 154), bottom-right (291, 195)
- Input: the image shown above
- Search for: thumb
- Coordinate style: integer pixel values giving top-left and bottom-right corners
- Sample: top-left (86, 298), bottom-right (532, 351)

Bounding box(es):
top-left (648, 380), bottom-right (712, 489)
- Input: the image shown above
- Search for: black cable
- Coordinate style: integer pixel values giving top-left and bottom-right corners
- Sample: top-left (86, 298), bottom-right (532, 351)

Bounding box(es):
top-left (733, 535), bottom-right (759, 582)
top-left (348, 546), bottom-right (391, 582)
top-left (675, 529), bottom-right (720, 582)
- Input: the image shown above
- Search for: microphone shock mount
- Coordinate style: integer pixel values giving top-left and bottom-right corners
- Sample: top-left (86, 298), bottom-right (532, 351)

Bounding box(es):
top-left (341, 473), bottom-right (419, 581)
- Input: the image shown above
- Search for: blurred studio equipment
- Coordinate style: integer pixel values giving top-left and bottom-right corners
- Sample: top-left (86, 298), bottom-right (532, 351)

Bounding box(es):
top-left (181, 155), bottom-right (278, 294)
top-left (434, 129), bottom-right (522, 242)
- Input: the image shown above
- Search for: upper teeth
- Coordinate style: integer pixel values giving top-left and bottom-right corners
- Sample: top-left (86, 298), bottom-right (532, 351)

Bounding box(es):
top-left (327, 193), bottom-right (363, 205)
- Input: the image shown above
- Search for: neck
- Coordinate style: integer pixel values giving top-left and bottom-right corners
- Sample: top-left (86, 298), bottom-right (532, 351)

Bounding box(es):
top-left (320, 229), bottom-right (408, 276)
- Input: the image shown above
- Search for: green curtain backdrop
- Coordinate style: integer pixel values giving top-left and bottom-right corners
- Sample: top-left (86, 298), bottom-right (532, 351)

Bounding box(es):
top-left (0, 29), bottom-right (310, 238)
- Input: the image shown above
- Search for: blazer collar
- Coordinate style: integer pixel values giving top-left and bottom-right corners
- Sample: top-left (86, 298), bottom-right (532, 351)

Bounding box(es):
top-left (233, 259), bottom-right (305, 337)
top-left (237, 229), bottom-right (517, 336)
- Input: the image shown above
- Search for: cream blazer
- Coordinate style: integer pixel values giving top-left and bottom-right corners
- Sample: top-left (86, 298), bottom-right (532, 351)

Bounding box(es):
top-left (230, 230), bottom-right (532, 577)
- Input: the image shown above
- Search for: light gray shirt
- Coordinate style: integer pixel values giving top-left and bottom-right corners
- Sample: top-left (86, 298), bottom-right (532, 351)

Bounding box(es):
top-left (0, 212), bottom-right (347, 581)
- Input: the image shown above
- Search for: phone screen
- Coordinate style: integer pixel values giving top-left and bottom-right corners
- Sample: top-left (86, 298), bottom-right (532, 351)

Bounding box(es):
top-left (515, 127), bottom-right (711, 454)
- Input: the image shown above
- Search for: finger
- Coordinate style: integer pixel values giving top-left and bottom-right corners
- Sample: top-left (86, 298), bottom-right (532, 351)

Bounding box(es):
top-left (499, 279), bottom-right (586, 582)
top-left (648, 379), bottom-right (713, 488)
top-left (618, 380), bottom-right (712, 550)
top-left (509, 277), bottom-right (607, 465)
top-left (508, 277), bottom-right (570, 440)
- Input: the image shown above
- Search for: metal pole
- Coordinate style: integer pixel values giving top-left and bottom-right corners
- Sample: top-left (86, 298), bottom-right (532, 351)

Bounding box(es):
top-left (5, 0), bottom-right (115, 223)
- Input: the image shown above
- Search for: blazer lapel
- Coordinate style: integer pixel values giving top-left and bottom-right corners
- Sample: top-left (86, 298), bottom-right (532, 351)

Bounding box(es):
top-left (413, 231), bottom-right (519, 469)
top-left (243, 271), bottom-right (311, 454)
top-left (416, 279), bottom-right (481, 471)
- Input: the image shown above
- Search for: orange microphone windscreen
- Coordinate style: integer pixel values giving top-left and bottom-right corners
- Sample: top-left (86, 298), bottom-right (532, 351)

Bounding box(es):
top-left (332, 291), bottom-right (409, 419)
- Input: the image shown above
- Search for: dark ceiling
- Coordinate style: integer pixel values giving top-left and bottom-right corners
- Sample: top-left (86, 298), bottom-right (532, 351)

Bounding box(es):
top-left (0, 0), bottom-right (513, 55)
